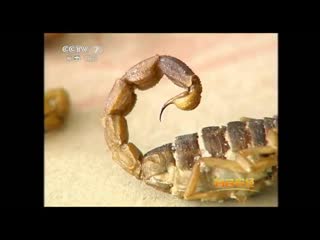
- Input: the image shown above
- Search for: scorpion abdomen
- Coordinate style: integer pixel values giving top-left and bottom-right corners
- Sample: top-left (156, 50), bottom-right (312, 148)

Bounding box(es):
top-left (141, 116), bottom-right (278, 195)
top-left (202, 126), bottom-right (229, 158)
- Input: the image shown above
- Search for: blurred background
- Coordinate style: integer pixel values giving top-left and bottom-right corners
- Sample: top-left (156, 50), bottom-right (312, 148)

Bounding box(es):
top-left (45, 33), bottom-right (278, 206)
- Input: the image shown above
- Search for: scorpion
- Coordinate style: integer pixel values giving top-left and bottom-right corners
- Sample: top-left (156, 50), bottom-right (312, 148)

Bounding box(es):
top-left (102, 55), bottom-right (278, 202)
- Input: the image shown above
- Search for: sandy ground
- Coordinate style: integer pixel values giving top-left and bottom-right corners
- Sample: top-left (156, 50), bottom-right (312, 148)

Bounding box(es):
top-left (45, 33), bottom-right (278, 206)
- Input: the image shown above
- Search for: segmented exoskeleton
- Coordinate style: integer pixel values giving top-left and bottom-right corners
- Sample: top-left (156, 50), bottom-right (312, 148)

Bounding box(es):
top-left (102, 55), bottom-right (278, 202)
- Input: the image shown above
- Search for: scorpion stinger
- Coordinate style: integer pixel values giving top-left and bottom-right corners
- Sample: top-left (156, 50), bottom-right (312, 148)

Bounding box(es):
top-left (159, 75), bottom-right (202, 121)
top-left (159, 90), bottom-right (190, 121)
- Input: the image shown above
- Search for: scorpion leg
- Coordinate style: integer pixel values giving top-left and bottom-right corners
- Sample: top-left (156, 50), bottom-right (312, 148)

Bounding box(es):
top-left (183, 128), bottom-right (278, 201)
top-left (183, 161), bottom-right (201, 198)
top-left (183, 153), bottom-right (277, 201)
top-left (183, 160), bottom-right (234, 201)
top-left (236, 127), bottom-right (278, 169)
top-left (236, 148), bottom-right (277, 175)
top-left (183, 158), bottom-right (247, 201)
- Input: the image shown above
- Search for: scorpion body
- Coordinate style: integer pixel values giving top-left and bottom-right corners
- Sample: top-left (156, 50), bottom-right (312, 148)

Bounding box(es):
top-left (102, 55), bottom-right (278, 202)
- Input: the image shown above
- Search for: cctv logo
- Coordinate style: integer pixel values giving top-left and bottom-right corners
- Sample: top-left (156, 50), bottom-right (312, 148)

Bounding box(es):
top-left (62, 45), bottom-right (103, 54)
top-left (62, 45), bottom-right (89, 53)
top-left (62, 45), bottom-right (103, 62)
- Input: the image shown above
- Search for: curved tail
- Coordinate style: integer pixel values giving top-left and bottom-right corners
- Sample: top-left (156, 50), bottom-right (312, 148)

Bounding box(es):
top-left (102, 55), bottom-right (202, 178)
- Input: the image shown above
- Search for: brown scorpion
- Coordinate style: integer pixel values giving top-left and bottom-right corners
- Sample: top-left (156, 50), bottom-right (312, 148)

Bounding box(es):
top-left (102, 55), bottom-right (278, 202)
